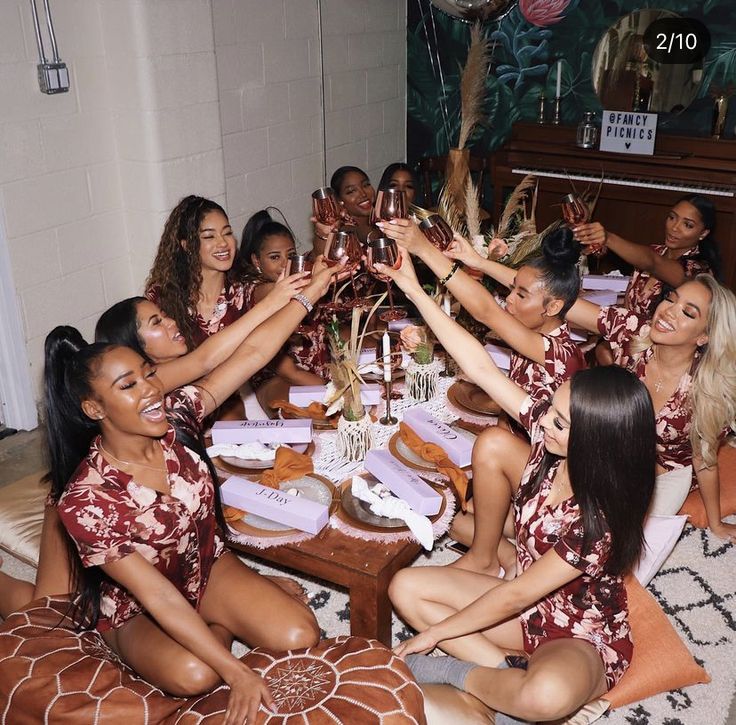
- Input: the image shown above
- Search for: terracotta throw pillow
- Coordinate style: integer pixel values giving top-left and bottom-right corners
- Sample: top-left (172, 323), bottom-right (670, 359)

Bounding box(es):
top-left (678, 444), bottom-right (736, 528)
top-left (604, 575), bottom-right (710, 708)
top-left (0, 597), bottom-right (425, 724)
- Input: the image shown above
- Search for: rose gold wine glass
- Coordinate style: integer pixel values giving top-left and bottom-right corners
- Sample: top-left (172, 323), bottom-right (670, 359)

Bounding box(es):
top-left (366, 236), bottom-right (406, 322)
top-left (288, 252), bottom-right (312, 276)
top-left (322, 230), bottom-right (363, 311)
top-left (312, 187), bottom-right (341, 226)
top-left (370, 188), bottom-right (407, 226)
top-left (419, 214), bottom-right (454, 251)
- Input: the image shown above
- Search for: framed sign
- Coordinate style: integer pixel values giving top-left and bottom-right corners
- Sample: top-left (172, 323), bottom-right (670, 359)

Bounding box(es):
top-left (599, 110), bottom-right (658, 155)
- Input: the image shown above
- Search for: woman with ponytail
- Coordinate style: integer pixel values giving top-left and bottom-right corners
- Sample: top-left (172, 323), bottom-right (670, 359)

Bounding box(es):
top-left (26, 274), bottom-right (348, 720)
top-left (375, 253), bottom-right (655, 724)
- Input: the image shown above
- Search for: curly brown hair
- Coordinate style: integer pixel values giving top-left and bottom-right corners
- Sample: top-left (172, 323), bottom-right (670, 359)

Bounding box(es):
top-left (145, 195), bottom-right (231, 350)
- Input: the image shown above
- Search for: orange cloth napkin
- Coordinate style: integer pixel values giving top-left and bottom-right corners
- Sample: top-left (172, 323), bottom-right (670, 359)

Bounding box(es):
top-left (269, 399), bottom-right (335, 425)
top-left (259, 446), bottom-right (314, 489)
top-left (399, 422), bottom-right (469, 511)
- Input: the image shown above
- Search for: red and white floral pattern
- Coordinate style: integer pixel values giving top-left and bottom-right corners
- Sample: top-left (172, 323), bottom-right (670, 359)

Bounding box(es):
top-left (624, 244), bottom-right (709, 319)
top-left (514, 395), bottom-right (631, 690)
top-left (58, 386), bottom-right (224, 632)
top-left (597, 306), bottom-right (697, 480)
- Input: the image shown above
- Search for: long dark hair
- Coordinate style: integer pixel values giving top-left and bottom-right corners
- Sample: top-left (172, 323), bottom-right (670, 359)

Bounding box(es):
top-left (378, 162), bottom-right (417, 191)
top-left (95, 296), bottom-right (150, 362)
top-left (527, 367), bottom-right (655, 575)
top-left (675, 194), bottom-right (721, 280)
top-left (44, 326), bottom-right (226, 629)
top-left (526, 226), bottom-right (581, 318)
top-left (233, 209), bottom-right (294, 281)
top-left (145, 195), bottom-right (231, 350)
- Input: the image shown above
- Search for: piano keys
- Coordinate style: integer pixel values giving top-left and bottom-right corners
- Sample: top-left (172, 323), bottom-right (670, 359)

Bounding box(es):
top-left (490, 122), bottom-right (736, 290)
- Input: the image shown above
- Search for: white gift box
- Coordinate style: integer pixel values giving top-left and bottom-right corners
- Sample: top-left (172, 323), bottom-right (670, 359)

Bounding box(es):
top-left (581, 274), bottom-right (630, 293)
top-left (289, 384), bottom-right (382, 407)
top-left (211, 419), bottom-right (312, 445)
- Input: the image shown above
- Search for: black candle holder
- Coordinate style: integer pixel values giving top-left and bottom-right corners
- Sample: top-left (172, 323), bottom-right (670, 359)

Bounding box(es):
top-left (380, 379), bottom-right (398, 425)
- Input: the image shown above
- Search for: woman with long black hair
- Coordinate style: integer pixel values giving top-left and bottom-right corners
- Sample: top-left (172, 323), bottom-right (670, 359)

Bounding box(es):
top-left (375, 253), bottom-right (656, 724)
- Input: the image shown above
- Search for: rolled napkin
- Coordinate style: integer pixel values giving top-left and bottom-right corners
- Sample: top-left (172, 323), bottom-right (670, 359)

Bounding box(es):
top-left (399, 422), bottom-right (469, 512)
top-left (270, 400), bottom-right (335, 425)
top-left (259, 446), bottom-right (314, 489)
top-left (206, 441), bottom-right (280, 461)
top-left (351, 476), bottom-right (434, 551)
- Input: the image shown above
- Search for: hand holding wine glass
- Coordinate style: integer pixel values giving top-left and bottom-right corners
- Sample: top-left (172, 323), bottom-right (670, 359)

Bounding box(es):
top-left (367, 236), bottom-right (407, 322)
top-left (371, 188), bottom-right (407, 226)
top-left (312, 187), bottom-right (341, 226)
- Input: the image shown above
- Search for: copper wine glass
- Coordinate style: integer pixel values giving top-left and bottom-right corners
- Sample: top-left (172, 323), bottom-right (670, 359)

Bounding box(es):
top-left (288, 252), bottom-right (313, 276)
top-left (312, 187), bottom-right (341, 226)
top-left (419, 214), bottom-right (454, 251)
top-left (371, 188), bottom-right (407, 225)
top-left (366, 236), bottom-right (406, 322)
top-left (323, 229), bottom-right (363, 311)
top-left (562, 192), bottom-right (604, 270)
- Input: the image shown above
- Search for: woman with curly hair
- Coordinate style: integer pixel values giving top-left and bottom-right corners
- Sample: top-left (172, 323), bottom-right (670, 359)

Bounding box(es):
top-left (146, 196), bottom-right (243, 351)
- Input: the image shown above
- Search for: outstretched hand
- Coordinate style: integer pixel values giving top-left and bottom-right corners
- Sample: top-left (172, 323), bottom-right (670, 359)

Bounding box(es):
top-left (393, 629), bottom-right (438, 659)
top-left (376, 218), bottom-right (428, 255)
top-left (373, 251), bottom-right (421, 295)
top-left (223, 663), bottom-right (276, 725)
top-left (268, 269), bottom-right (311, 309)
top-left (306, 255), bottom-right (345, 299)
top-left (444, 233), bottom-right (483, 269)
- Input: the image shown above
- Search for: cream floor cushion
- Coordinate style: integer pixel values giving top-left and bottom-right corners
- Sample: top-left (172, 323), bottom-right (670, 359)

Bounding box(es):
top-left (0, 471), bottom-right (46, 567)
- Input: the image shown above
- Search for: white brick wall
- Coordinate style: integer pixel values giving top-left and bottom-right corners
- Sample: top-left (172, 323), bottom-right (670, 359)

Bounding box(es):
top-left (213, 0), bottom-right (407, 249)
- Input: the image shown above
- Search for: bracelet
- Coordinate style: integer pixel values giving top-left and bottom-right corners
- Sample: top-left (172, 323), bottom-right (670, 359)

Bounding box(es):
top-left (292, 293), bottom-right (314, 314)
top-left (439, 261), bottom-right (461, 286)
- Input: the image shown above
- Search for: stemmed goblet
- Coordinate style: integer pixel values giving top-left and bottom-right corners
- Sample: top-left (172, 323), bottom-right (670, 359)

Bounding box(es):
top-left (312, 187), bottom-right (341, 226)
top-left (371, 188), bottom-right (407, 226)
top-left (562, 192), bottom-right (603, 271)
top-left (322, 229), bottom-right (363, 311)
top-left (366, 236), bottom-right (406, 322)
top-left (418, 214), bottom-right (454, 251)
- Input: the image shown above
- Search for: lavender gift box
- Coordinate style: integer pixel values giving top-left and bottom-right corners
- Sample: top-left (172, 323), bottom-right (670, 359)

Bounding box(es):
top-left (581, 288), bottom-right (619, 306)
top-left (402, 408), bottom-right (473, 468)
top-left (289, 384), bottom-right (382, 407)
top-left (220, 476), bottom-right (329, 534)
top-left (364, 449), bottom-right (442, 516)
top-left (581, 274), bottom-right (630, 293)
top-left (211, 419), bottom-right (312, 445)
top-left (483, 343), bottom-right (512, 371)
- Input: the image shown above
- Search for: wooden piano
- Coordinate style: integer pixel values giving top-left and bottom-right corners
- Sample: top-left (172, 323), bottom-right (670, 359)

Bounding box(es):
top-left (490, 122), bottom-right (736, 290)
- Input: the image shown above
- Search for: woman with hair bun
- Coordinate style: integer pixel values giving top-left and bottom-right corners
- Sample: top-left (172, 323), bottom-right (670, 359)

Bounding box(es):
top-left (234, 209), bottom-right (327, 414)
top-left (375, 252), bottom-right (656, 724)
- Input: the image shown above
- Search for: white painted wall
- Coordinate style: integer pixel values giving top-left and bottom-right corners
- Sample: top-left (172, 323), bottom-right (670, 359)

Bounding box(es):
top-left (212, 0), bottom-right (407, 250)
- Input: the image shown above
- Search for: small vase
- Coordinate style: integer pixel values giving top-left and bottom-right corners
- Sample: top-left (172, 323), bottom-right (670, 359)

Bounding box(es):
top-left (406, 359), bottom-right (441, 402)
top-left (336, 413), bottom-right (372, 462)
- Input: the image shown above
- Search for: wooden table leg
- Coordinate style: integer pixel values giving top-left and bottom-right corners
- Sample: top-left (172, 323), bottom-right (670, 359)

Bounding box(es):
top-left (348, 571), bottom-right (394, 647)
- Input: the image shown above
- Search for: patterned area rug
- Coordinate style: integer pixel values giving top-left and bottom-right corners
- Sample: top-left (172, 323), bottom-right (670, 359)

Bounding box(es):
top-left (2, 522), bottom-right (734, 724)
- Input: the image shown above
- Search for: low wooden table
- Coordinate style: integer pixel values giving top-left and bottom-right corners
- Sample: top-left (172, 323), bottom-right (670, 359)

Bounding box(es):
top-left (226, 527), bottom-right (422, 647)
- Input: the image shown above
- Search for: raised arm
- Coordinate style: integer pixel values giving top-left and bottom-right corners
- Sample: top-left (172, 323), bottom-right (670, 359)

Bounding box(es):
top-left (155, 271), bottom-right (310, 393)
top-left (573, 222), bottom-right (689, 288)
top-left (374, 253), bottom-right (527, 421)
top-left (443, 233), bottom-right (516, 288)
top-left (195, 258), bottom-right (341, 416)
top-left (103, 553), bottom-right (273, 722)
top-left (379, 223), bottom-right (547, 363)
top-left (564, 295), bottom-right (602, 334)
top-left (394, 548), bottom-right (580, 657)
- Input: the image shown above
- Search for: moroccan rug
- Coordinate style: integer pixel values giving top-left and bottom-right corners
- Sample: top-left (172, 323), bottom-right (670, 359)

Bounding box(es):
top-left (2, 522), bottom-right (734, 724)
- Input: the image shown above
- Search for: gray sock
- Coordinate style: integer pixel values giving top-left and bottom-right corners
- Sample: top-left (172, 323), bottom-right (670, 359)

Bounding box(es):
top-left (404, 653), bottom-right (477, 690)
top-left (494, 660), bottom-right (533, 725)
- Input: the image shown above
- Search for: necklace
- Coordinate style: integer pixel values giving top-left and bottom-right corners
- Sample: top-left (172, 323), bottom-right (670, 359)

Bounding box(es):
top-left (651, 346), bottom-right (690, 394)
top-left (99, 442), bottom-right (167, 473)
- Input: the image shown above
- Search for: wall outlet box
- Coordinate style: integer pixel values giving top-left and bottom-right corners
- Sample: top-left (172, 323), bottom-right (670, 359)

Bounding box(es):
top-left (38, 62), bottom-right (69, 94)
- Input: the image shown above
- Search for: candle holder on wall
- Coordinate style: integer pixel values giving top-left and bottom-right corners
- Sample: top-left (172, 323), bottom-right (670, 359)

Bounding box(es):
top-left (552, 96), bottom-right (561, 125)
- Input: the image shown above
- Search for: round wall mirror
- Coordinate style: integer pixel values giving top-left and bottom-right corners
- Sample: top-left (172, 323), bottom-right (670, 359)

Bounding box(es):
top-left (430, 0), bottom-right (516, 24)
top-left (591, 9), bottom-right (703, 114)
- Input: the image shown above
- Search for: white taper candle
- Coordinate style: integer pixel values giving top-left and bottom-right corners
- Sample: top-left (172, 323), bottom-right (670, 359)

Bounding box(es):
top-left (382, 331), bottom-right (392, 382)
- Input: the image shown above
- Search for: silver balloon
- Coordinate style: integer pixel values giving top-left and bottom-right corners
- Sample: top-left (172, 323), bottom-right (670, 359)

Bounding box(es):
top-left (430, 0), bottom-right (516, 24)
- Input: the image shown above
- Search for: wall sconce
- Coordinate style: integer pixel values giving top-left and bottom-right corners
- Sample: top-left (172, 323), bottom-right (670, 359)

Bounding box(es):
top-left (30, 0), bottom-right (69, 94)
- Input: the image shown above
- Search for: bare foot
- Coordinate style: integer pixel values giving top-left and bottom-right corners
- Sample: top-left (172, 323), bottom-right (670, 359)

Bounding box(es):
top-left (448, 550), bottom-right (504, 578)
top-left (266, 575), bottom-right (308, 604)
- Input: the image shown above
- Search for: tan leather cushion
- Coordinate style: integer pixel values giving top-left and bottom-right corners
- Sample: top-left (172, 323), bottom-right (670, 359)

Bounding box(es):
top-left (0, 472), bottom-right (47, 566)
top-left (0, 597), bottom-right (426, 724)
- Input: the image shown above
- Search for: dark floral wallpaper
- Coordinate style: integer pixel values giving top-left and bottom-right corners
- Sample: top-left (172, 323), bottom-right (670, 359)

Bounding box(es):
top-left (407, 0), bottom-right (736, 164)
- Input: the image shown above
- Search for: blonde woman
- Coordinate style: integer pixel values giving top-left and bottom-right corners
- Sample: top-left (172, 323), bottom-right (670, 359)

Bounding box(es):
top-left (566, 274), bottom-right (736, 541)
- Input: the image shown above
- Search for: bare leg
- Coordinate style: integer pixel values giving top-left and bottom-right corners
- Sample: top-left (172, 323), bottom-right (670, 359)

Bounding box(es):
top-left (389, 565), bottom-right (524, 666)
top-left (450, 427), bottom-right (529, 576)
top-left (465, 638), bottom-right (608, 722)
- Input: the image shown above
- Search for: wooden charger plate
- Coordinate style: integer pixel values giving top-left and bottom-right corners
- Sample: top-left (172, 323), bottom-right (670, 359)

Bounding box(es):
top-left (335, 472), bottom-right (447, 534)
top-left (226, 472), bottom-right (337, 539)
top-left (213, 441), bottom-right (316, 475)
top-left (447, 380), bottom-right (501, 417)
top-left (387, 427), bottom-right (476, 472)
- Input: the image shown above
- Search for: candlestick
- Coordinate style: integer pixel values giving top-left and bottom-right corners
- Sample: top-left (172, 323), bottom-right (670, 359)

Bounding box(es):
top-left (555, 59), bottom-right (562, 98)
top-left (552, 96), bottom-right (561, 125)
top-left (440, 296), bottom-right (453, 377)
top-left (379, 379), bottom-right (398, 425)
top-left (381, 331), bottom-right (391, 383)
